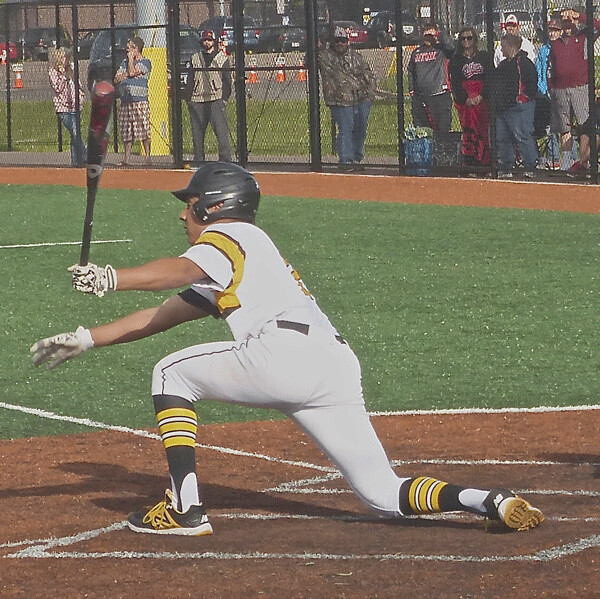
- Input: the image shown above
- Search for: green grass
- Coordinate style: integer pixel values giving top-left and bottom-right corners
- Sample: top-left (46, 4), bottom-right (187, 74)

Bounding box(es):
top-left (1, 185), bottom-right (599, 439)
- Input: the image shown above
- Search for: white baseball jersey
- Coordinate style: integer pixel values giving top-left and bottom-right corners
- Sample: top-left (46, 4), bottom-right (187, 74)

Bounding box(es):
top-left (153, 221), bottom-right (404, 518)
top-left (180, 222), bottom-right (339, 341)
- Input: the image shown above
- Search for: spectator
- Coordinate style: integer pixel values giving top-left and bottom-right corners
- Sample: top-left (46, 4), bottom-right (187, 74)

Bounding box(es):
top-left (536, 19), bottom-right (562, 169)
top-left (48, 48), bottom-right (86, 167)
top-left (114, 36), bottom-right (152, 166)
top-left (494, 14), bottom-right (537, 67)
top-left (318, 25), bottom-right (376, 171)
top-left (449, 26), bottom-right (492, 168)
top-left (493, 34), bottom-right (538, 178)
top-left (549, 9), bottom-right (600, 172)
top-left (408, 23), bottom-right (454, 132)
top-left (184, 29), bottom-right (232, 165)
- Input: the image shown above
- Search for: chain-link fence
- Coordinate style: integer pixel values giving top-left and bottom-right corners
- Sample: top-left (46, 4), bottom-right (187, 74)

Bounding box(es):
top-left (0, 0), bottom-right (598, 182)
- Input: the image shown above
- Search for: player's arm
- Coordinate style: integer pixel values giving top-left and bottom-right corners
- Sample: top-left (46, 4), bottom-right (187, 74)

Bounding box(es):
top-left (30, 294), bottom-right (209, 370)
top-left (68, 257), bottom-right (207, 296)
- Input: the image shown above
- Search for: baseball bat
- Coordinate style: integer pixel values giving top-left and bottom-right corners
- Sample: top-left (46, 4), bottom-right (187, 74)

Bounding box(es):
top-left (79, 80), bottom-right (117, 266)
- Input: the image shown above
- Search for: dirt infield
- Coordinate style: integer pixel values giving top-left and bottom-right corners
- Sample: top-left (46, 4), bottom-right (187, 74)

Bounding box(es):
top-left (1, 409), bottom-right (598, 598)
top-left (0, 166), bottom-right (599, 213)
top-left (1, 169), bottom-right (599, 598)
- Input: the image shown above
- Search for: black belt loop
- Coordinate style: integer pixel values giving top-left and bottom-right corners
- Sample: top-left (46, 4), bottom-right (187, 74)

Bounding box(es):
top-left (276, 320), bottom-right (346, 345)
top-left (276, 320), bottom-right (309, 335)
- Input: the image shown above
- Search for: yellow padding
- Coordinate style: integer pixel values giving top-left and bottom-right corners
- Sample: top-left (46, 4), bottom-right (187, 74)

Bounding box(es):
top-left (156, 407), bottom-right (197, 423)
top-left (159, 422), bottom-right (198, 435)
top-left (408, 477), bottom-right (448, 513)
top-left (163, 436), bottom-right (197, 449)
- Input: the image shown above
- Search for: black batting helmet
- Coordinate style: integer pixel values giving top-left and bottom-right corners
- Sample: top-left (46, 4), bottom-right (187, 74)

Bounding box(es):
top-left (173, 162), bottom-right (260, 224)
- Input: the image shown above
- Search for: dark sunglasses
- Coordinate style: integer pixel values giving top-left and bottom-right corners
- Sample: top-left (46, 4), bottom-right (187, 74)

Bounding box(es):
top-left (460, 35), bottom-right (474, 41)
top-left (334, 38), bottom-right (349, 43)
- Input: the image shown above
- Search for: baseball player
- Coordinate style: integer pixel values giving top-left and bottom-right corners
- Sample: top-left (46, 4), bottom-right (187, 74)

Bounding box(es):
top-left (31, 163), bottom-right (544, 535)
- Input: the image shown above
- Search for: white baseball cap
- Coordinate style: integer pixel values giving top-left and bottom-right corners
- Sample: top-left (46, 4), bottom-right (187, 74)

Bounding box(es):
top-left (505, 14), bottom-right (519, 25)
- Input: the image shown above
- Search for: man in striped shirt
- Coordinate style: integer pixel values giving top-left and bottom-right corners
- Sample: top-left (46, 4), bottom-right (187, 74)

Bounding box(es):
top-left (114, 36), bottom-right (152, 165)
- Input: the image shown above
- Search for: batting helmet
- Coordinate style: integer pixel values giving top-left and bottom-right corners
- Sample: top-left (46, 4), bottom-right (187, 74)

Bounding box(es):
top-left (172, 162), bottom-right (260, 224)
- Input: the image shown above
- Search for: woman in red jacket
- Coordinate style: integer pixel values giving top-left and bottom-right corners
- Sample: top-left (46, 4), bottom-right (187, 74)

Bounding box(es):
top-left (449, 27), bottom-right (493, 169)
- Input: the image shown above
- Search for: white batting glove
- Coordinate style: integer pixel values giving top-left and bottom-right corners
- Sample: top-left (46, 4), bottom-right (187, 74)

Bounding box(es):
top-left (30, 326), bottom-right (94, 370)
top-left (68, 263), bottom-right (117, 297)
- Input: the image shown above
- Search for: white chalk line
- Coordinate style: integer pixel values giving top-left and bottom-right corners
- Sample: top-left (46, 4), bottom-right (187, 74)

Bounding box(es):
top-left (2, 401), bottom-right (598, 564)
top-left (2, 401), bottom-right (598, 475)
top-left (0, 239), bottom-right (132, 249)
top-left (2, 523), bottom-right (599, 562)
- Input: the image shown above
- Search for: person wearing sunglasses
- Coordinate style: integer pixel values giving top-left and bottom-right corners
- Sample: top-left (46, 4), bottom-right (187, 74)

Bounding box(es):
top-left (449, 26), bottom-right (492, 170)
top-left (318, 25), bottom-right (376, 171)
top-left (548, 9), bottom-right (600, 173)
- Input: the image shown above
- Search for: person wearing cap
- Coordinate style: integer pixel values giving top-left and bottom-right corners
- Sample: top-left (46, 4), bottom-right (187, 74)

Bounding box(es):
top-left (113, 36), bottom-right (152, 166)
top-left (184, 29), bottom-right (233, 165)
top-left (407, 23), bottom-right (454, 132)
top-left (493, 14), bottom-right (537, 67)
top-left (535, 19), bottom-right (563, 169)
top-left (549, 9), bottom-right (600, 173)
top-left (318, 25), bottom-right (376, 171)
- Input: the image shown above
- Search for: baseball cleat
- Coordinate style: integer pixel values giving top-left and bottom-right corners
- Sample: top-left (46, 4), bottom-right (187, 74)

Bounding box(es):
top-left (127, 489), bottom-right (213, 536)
top-left (483, 488), bottom-right (544, 531)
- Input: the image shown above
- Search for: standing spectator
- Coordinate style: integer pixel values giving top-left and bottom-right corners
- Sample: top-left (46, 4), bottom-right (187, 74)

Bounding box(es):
top-left (493, 34), bottom-right (538, 178)
top-left (449, 27), bottom-right (492, 168)
top-left (536, 19), bottom-right (562, 169)
top-left (48, 48), bottom-right (86, 167)
top-left (318, 25), bottom-right (376, 171)
top-left (114, 36), bottom-right (152, 166)
top-left (185, 29), bottom-right (232, 165)
top-left (494, 14), bottom-right (537, 67)
top-left (408, 23), bottom-right (454, 132)
top-left (549, 9), bottom-right (600, 172)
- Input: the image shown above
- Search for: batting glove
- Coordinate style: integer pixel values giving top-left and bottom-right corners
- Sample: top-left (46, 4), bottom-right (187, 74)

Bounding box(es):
top-left (68, 263), bottom-right (117, 297)
top-left (30, 326), bottom-right (94, 370)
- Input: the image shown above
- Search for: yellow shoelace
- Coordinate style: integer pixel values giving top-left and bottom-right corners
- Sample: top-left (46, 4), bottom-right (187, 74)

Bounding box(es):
top-left (142, 493), bottom-right (178, 530)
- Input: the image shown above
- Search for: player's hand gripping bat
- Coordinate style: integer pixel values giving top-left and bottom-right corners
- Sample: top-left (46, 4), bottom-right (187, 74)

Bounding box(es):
top-left (79, 80), bottom-right (116, 266)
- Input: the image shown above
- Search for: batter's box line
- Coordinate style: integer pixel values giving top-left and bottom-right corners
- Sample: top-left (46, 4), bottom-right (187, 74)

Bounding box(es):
top-left (2, 526), bottom-right (599, 562)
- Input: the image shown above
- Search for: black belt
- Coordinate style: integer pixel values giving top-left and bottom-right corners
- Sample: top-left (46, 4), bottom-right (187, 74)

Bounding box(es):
top-left (276, 320), bottom-right (346, 345)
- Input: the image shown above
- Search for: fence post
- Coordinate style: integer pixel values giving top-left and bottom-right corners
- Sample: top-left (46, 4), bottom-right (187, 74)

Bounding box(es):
top-left (55, 1), bottom-right (63, 153)
top-left (395, 0), bottom-right (405, 173)
top-left (232, 0), bottom-right (248, 166)
top-left (585, 0), bottom-right (598, 183)
top-left (4, 0), bottom-right (12, 151)
top-left (304, 0), bottom-right (321, 171)
top-left (484, 0), bottom-right (496, 177)
top-left (167, 0), bottom-right (183, 167)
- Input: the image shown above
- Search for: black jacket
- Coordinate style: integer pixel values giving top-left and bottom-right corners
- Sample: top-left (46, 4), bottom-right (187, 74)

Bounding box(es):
top-left (493, 50), bottom-right (537, 112)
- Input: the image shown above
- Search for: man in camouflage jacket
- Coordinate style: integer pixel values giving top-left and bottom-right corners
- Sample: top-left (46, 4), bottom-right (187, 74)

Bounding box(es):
top-left (318, 26), bottom-right (376, 171)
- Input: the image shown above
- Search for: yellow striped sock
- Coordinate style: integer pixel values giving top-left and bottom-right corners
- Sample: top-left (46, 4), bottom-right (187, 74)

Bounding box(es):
top-left (156, 407), bottom-right (198, 449)
top-left (407, 476), bottom-right (448, 513)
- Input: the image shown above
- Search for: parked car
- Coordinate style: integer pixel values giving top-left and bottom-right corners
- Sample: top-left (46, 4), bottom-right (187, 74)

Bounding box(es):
top-left (256, 24), bottom-right (306, 53)
top-left (87, 25), bottom-right (135, 90)
top-left (76, 30), bottom-right (96, 60)
top-left (365, 10), bottom-right (420, 47)
top-left (17, 26), bottom-right (71, 61)
top-left (332, 20), bottom-right (369, 47)
top-left (0, 35), bottom-right (18, 61)
top-left (197, 16), bottom-right (260, 53)
top-left (87, 25), bottom-right (201, 91)
top-left (473, 11), bottom-right (536, 42)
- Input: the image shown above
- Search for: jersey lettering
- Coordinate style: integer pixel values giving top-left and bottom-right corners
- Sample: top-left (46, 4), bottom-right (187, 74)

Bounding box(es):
top-left (196, 231), bottom-right (245, 313)
top-left (283, 257), bottom-right (312, 298)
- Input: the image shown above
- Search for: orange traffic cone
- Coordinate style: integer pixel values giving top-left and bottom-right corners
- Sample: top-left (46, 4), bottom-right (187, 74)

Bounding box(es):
top-left (248, 56), bottom-right (258, 83)
top-left (14, 64), bottom-right (23, 88)
top-left (297, 60), bottom-right (307, 82)
top-left (276, 56), bottom-right (286, 83)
